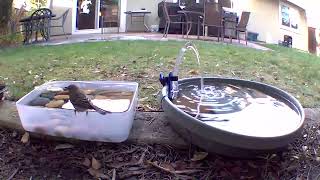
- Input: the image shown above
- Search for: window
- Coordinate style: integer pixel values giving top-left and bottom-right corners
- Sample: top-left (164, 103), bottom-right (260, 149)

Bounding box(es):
top-left (281, 5), bottom-right (290, 27)
top-left (280, 4), bottom-right (299, 30)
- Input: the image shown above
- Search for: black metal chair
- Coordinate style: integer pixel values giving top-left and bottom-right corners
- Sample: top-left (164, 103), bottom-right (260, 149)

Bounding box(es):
top-left (50, 9), bottom-right (70, 39)
top-left (30, 8), bottom-right (53, 42)
top-left (162, 0), bottom-right (189, 38)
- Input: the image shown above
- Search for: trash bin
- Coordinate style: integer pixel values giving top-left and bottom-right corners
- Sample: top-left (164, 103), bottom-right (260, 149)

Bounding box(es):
top-left (247, 32), bottom-right (259, 41)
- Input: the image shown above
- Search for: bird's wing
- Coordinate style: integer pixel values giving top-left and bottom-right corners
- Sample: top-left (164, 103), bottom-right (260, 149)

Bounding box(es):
top-left (74, 92), bottom-right (93, 109)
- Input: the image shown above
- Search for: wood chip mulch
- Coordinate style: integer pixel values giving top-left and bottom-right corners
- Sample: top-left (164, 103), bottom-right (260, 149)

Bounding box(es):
top-left (0, 123), bottom-right (319, 180)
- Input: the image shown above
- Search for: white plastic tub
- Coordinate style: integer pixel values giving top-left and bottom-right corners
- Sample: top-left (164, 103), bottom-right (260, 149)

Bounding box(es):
top-left (16, 81), bottom-right (139, 142)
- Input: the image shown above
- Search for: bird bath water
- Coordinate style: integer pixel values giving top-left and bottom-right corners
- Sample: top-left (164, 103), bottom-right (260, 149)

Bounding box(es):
top-left (160, 42), bottom-right (305, 157)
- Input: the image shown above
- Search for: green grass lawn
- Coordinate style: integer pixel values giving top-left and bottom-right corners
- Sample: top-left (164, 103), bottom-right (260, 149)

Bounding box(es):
top-left (0, 40), bottom-right (319, 108)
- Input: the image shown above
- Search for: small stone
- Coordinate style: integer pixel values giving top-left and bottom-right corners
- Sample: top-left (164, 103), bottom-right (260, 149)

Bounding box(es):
top-left (45, 100), bottom-right (65, 108)
top-left (40, 92), bottom-right (56, 100)
top-left (54, 95), bottom-right (70, 100)
top-left (56, 91), bottom-right (69, 95)
top-left (29, 97), bottom-right (51, 106)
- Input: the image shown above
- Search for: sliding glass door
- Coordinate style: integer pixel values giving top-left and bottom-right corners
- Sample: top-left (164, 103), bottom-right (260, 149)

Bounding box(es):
top-left (99, 0), bottom-right (119, 28)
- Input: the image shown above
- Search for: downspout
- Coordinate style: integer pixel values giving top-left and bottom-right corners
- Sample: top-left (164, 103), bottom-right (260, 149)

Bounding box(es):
top-left (49, 0), bottom-right (53, 9)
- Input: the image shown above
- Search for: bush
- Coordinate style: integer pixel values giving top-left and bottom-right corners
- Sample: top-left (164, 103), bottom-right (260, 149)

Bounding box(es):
top-left (0, 33), bottom-right (23, 48)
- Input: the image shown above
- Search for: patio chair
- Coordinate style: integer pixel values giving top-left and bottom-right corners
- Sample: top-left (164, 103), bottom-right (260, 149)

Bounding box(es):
top-left (50, 9), bottom-right (70, 39)
top-left (220, 0), bottom-right (232, 8)
top-left (101, 5), bottom-right (119, 34)
top-left (202, 0), bottom-right (224, 42)
top-left (30, 8), bottom-right (53, 42)
top-left (236, 11), bottom-right (250, 45)
top-left (162, 0), bottom-right (189, 38)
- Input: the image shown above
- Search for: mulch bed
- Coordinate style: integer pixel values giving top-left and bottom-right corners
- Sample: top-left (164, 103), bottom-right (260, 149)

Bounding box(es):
top-left (0, 122), bottom-right (319, 180)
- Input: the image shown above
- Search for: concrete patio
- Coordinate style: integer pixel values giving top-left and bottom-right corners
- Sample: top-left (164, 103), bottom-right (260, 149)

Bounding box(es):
top-left (39, 32), bottom-right (271, 51)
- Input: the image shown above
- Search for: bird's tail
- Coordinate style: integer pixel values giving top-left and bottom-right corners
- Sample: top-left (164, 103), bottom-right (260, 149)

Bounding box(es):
top-left (92, 104), bottom-right (111, 115)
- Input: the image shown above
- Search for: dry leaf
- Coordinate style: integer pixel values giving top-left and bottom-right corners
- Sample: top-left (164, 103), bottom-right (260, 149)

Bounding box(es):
top-left (92, 157), bottom-right (102, 170)
top-left (191, 151), bottom-right (208, 161)
top-left (139, 97), bottom-right (149, 102)
top-left (54, 144), bottom-right (74, 150)
top-left (161, 162), bottom-right (175, 171)
top-left (88, 168), bottom-right (108, 179)
top-left (146, 85), bottom-right (155, 90)
top-left (82, 158), bottom-right (91, 167)
top-left (188, 69), bottom-right (199, 75)
top-left (21, 132), bottom-right (30, 144)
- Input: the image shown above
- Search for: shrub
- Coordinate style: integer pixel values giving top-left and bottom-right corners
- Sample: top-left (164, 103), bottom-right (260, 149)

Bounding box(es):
top-left (0, 33), bottom-right (23, 48)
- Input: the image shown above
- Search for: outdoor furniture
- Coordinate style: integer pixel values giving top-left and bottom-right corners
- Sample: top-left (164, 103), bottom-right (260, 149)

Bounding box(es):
top-left (19, 8), bottom-right (55, 44)
top-left (220, 0), bottom-right (232, 8)
top-left (162, 0), bottom-right (190, 38)
top-left (223, 11), bottom-right (238, 41)
top-left (124, 10), bottom-right (151, 32)
top-left (202, 0), bottom-right (224, 42)
top-left (177, 10), bottom-right (203, 39)
top-left (281, 35), bottom-right (293, 48)
top-left (101, 5), bottom-right (119, 34)
top-left (235, 11), bottom-right (250, 45)
top-left (50, 9), bottom-right (70, 39)
top-left (158, 2), bottom-right (186, 34)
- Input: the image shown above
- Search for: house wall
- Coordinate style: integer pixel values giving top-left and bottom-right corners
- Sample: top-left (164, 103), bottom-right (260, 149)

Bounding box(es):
top-left (279, 2), bottom-right (308, 51)
top-left (50, 0), bottom-right (73, 35)
top-left (125, 0), bottom-right (162, 32)
top-left (232, 0), bottom-right (308, 51)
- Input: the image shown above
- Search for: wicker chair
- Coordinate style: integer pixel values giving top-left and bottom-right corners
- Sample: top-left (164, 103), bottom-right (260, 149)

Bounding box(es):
top-left (236, 11), bottom-right (250, 45)
top-left (202, 0), bottom-right (224, 41)
top-left (220, 0), bottom-right (232, 8)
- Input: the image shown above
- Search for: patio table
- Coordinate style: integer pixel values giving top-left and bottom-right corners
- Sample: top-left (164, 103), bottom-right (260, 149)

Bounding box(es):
top-left (177, 10), bottom-right (204, 39)
top-left (19, 14), bottom-right (56, 44)
top-left (124, 11), bottom-right (151, 32)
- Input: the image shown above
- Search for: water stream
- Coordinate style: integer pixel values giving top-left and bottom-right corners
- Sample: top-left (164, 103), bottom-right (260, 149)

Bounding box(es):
top-left (172, 42), bottom-right (204, 118)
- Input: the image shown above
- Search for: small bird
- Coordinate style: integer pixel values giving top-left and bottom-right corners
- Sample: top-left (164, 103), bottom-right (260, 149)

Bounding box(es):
top-left (64, 84), bottom-right (110, 115)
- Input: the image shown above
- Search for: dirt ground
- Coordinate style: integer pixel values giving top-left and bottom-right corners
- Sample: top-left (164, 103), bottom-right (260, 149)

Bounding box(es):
top-left (0, 122), bottom-right (320, 180)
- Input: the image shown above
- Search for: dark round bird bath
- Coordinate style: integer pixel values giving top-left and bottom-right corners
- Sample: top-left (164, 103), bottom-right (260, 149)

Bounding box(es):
top-left (160, 77), bottom-right (305, 158)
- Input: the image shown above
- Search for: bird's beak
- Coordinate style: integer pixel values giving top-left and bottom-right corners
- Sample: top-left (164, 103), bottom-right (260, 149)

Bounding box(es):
top-left (63, 87), bottom-right (68, 91)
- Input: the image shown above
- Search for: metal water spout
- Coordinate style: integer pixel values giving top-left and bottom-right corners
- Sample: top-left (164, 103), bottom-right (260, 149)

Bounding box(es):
top-left (159, 42), bottom-right (203, 100)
